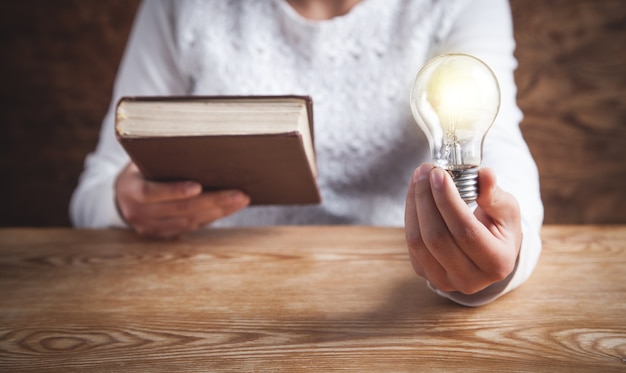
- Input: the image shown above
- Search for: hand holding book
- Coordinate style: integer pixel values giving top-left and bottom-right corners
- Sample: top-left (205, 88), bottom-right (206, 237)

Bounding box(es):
top-left (115, 163), bottom-right (250, 239)
top-left (114, 95), bottom-right (321, 238)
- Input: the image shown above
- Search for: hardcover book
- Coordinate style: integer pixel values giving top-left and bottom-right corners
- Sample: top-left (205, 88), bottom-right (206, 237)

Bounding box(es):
top-left (115, 95), bottom-right (321, 205)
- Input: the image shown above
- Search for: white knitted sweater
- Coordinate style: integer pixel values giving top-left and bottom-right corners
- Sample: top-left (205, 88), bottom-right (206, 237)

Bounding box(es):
top-left (71, 0), bottom-right (543, 305)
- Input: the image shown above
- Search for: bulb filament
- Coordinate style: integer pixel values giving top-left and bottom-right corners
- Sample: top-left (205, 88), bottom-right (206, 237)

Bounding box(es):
top-left (443, 131), bottom-right (464, 169)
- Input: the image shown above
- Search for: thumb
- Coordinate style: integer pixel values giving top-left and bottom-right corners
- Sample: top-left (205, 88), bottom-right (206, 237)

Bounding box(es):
top-left (118, 162), bottom-right (202, 204)
top-left (475, 168), bottom-right (520, 228)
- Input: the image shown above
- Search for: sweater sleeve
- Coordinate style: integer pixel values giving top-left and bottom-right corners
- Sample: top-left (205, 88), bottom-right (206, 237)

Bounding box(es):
top-left (70, 0), bottom-right (191, 228)
top-left (427, 0), bottom-right (544, 306)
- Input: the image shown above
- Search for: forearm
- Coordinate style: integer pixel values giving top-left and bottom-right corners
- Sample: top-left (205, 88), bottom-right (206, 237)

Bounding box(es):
top-left (426, 0), bottom-right (544, 305)
top-left (71, 0), bottom-right (191, 228)
top-left (70, 156), bottom-right (127, 229)
top-left (70, 108), bottom-right (129, 228)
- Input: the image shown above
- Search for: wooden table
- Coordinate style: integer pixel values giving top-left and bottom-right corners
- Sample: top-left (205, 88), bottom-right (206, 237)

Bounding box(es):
top-left (0, 225), bottom-right (624, 372)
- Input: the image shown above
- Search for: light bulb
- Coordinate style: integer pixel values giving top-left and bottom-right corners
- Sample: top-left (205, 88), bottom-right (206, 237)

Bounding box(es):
top-left (409, 53), bottom-right (501, 203)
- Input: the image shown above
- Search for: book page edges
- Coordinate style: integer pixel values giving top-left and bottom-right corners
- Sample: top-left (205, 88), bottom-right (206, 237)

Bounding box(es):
top-left (115, 95), bottom-right (313, 138)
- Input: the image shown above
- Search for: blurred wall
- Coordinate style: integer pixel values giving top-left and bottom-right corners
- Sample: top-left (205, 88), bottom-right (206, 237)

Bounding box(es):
top-left (511, 0), bottom-right (626, 224)
top-left (0, 0), bottom-right (140, 226)
top-left (0, 0), bottom-right (624, 226)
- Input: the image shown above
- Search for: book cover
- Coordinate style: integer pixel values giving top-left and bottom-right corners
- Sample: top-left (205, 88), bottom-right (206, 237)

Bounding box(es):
top-left (115, 95), bottom-right (321, 205)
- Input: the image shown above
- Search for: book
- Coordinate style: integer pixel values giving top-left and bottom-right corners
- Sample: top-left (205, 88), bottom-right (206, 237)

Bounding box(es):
top-left (115, 95), bottom-right (321, 205)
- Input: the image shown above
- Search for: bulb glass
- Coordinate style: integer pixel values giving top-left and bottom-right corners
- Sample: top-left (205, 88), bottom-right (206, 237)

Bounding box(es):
top-left (410, 53), bottom-right (500, 171)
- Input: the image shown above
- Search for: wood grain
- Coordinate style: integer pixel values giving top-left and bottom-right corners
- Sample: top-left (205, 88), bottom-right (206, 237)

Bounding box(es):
top-left (0, 226), bottom-right (624, 372)
top-left (0, 0), bottom-right (624, 225)
top-left (511, 0), bottom-right (626, 223)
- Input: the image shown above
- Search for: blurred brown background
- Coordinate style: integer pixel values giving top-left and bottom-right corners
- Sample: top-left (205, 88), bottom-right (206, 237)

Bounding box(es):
top-left (0, 0), bottom-right (625, 227)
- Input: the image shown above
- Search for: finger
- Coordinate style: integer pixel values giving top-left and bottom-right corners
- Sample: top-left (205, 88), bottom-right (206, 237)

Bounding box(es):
top-left (123, 189), bottom-right (250, 235)
top-left (149, 190), bottom-right (250, 220)
top-left (187, 191), bottom-right (251, 227)
top-left (137, 179), bottom-right (203, 204)
top-left (411, 163), bottom-right (457, 291)
top-left (405, 167), bottom-right (428, 278)
top-left (408, 252), bottom-right (426, 279)
top-left (434, 168), bottom-right (520, 284)
top-left (132, 191), bottom-right (250, 239)
top-left (404, 167), bottom-right (421, 249)
top-left (416, 165), bottom-right (475, 270)
top-left (123, 164), bottom-right (203, 204)
top-left (430, 167), bottom-right (510, 275)
top-left (475, 168), bottom-right (521, 231)
top-left (475, 168), bottom-right (523, 271)
top-left (430, 168), bottom-right (494, 252)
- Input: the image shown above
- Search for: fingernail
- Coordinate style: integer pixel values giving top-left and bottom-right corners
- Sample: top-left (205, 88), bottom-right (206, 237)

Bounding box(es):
top-left (431, 168), bottom-right (445, 190)
top-left (418, 163), bottom-right (432, 181)
top-left (227, 191), bottom-right (249, 205)
top-left (184, 182), bottom-right (202, 195)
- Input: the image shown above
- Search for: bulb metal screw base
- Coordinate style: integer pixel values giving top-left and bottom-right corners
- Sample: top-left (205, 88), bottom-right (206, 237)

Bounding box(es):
top-left (447, 166), bottom-right (479, 204)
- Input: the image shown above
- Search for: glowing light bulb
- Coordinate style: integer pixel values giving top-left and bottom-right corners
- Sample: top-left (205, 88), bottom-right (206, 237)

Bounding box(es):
top-left (410, 53), bottom-right (501, 203)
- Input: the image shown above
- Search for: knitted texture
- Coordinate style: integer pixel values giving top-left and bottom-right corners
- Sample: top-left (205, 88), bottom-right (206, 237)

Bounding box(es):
top-left (172, 0), bottom-right (461, 226)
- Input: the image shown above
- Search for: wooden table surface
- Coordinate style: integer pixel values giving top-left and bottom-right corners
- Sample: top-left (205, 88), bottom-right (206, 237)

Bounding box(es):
top-left (0, 225), bottom-right (624, 372)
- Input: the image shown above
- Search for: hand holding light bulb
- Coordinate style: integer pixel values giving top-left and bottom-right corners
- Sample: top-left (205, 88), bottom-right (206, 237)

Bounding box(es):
top-left (404, 54), bottom-right (523, 301)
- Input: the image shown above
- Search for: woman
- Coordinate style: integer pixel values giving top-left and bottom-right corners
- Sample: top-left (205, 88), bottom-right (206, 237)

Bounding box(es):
top-left (71, 0), bottom-right (543, 306)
